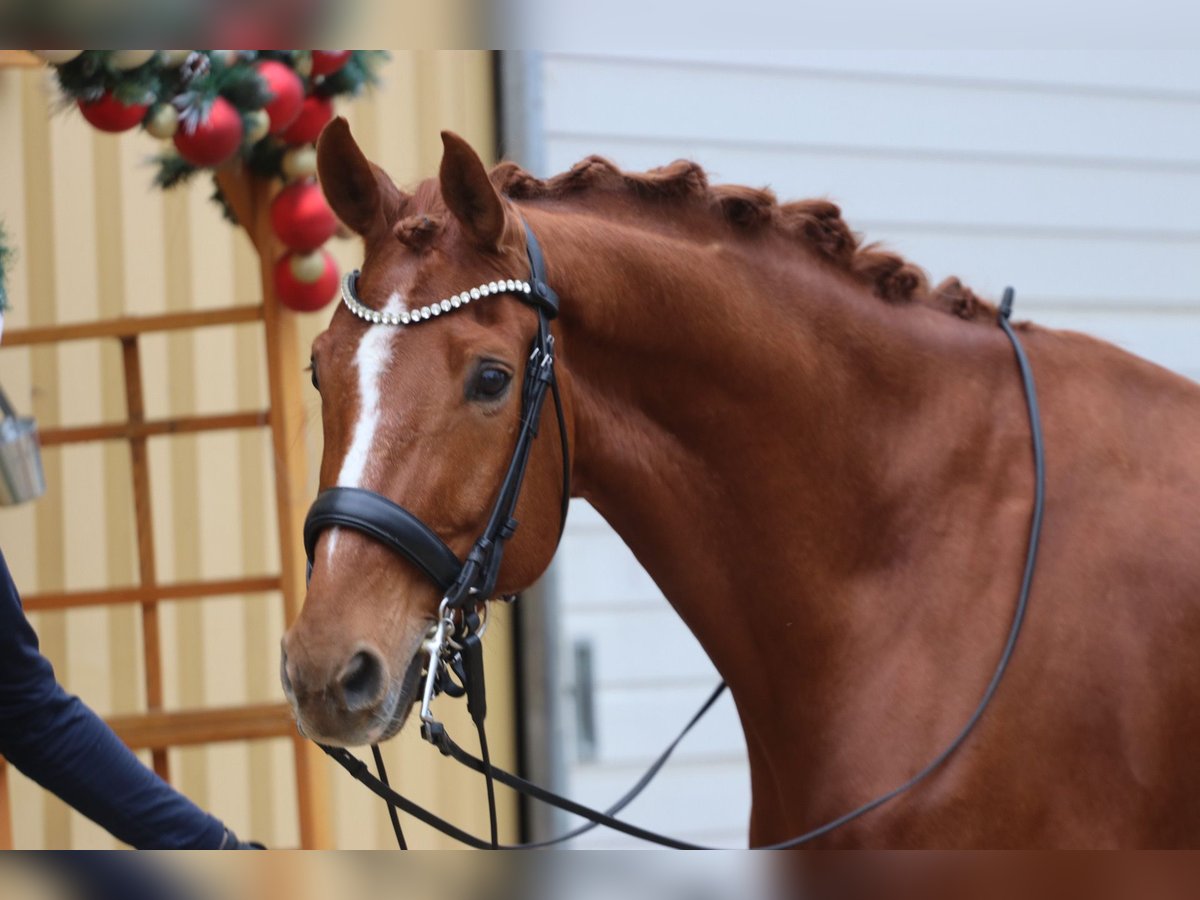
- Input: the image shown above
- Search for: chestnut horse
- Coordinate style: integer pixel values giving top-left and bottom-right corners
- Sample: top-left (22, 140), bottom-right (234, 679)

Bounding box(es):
top-left (281, 118), bottom-right (1200, 847)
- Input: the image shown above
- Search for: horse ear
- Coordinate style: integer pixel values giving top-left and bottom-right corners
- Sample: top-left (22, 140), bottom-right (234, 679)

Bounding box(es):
top-left (439, 131), bottom-right (505, 248)
top-left (316, 117), bottom-right (400, 236)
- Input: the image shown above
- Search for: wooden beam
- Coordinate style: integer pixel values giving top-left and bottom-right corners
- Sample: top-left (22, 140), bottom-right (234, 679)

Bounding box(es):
top-left (22, 575), bottom-right (283, 612)
top-left (108, 703), bottom-right (298, 750)
top-left (2, 305), bottom-right (262, 347)
top-left (121, 337), bottom-right (170, 779)
top-left (39, 411), bottom-right (269, 446)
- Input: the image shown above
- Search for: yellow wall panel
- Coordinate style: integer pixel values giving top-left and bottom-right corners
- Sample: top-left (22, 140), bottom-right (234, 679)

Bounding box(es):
top-left (0, 52), bottom-right (513, 849)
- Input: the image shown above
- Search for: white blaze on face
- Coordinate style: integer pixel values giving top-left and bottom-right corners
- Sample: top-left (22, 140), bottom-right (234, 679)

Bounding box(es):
top-left (326, 291), bottom-right (407, 563)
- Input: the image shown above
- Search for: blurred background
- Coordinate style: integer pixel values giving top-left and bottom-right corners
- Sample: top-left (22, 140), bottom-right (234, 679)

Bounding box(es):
top-left (1, 44), bottom-right (1198, 849)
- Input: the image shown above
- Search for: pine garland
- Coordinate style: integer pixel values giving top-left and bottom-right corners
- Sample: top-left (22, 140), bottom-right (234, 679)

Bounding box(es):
top-left (152, 151), bottom-right (201, 190)
top-left (312, 51), bottom-right (390, 98)
top-left (51, 50), bottom-right (388, 214)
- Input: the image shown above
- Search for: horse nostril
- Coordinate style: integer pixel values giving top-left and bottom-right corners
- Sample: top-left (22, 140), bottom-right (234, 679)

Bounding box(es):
top-left (338, 649), bottom-right (386, 711)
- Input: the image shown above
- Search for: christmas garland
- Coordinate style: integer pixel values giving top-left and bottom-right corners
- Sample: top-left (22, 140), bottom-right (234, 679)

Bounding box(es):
top-left (38, 50), bottom-right (388, 313)
top-left (47, 51), bottom-right (386, 189)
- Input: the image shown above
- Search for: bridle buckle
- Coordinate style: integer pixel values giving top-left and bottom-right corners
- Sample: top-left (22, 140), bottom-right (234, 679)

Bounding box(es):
top-left (418, 597), bottom-right (456, 728)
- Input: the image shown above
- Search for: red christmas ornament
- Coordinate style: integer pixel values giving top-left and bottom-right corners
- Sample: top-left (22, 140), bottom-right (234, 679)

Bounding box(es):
top-left (279, 95), bottom-right (334, 145)
top-left (310, 51), bottom-right (352, 77)
top-left (274, 250), bottom-right (339, 312)
top-left (256, 59), bottom-right (304, 134)
top-left (271, 179), bottom-right (338, 252)
top-left (78, 92), bottom-right (148, 133)
top-left (174, 96), bottom-right (244, 167)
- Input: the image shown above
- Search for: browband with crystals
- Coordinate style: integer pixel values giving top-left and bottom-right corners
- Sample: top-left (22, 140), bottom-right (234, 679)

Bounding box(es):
top-left (340, 271), bottom-right (533, 326)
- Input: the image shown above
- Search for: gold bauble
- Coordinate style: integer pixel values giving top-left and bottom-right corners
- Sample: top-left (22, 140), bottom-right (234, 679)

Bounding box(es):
top-left (244, 110), bottom-right (271, 144)
top-left (160, 50), bottom-right (194, 67)
top-left (289, 250), bottom-right (326, 284)
top-left (109, 50), bottom-right (156, 70)
top-left (282, 146), bottom-right (318, 181)
top-left (144, 104), bottom-right (180, 139)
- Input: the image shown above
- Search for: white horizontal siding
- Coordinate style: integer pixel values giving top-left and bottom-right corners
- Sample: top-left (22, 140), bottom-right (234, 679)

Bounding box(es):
top-left (544, 56), bottom-right (1200, 165)
top-left (506, 7), bottom-right (1200, 56)
top-left (532, 49), bottom-right (1200, 848)
top-left (565, 608), bottom-right (722, 688)
top-left (552, 51), bottom-right (1200, 95)
top-left (565, 763), bottom-right (751, 848)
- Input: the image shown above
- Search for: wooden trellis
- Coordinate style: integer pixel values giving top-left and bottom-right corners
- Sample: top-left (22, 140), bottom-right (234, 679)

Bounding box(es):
top-left (0, 165), bottom-right (332, 848)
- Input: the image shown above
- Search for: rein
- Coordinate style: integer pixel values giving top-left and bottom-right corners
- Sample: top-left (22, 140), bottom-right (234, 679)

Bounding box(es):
top-left (304, 220), bottom-right (1046, 849)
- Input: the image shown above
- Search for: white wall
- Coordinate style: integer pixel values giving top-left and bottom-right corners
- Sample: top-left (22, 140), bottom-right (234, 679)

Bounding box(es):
top-left (518, 50), bottom-right (1200, 847)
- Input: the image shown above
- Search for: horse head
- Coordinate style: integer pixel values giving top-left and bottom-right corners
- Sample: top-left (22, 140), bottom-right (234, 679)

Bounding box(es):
top-left (280, 119), bottom-right (569, 747)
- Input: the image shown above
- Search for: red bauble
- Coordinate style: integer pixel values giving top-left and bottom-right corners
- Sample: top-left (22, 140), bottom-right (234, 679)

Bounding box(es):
top-left (78, 93), bottom-right (148, 133)
top-left (274, 250), bottom-right (339, 312)
top-left (174, 97), bottom-right (244, 167)
top-left (279, 95), bottom-right (334, 145)
top-left (271, 179), bottom-right (338, 252)
top-left (256, 60), bottom-right (304, 134)
top-left (310, 51), bottom-right (352, 77)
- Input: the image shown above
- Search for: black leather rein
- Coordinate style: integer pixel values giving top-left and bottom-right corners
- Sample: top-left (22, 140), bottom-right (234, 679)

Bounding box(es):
top-left (304, 217), bottom-right (1046, 850)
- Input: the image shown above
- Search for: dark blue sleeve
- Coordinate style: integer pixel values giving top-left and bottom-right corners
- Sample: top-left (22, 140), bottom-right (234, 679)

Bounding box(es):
top-left (0, 549), bottom-right (229, 849)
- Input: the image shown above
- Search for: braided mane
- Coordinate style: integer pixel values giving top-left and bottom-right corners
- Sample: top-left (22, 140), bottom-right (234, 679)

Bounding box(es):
top-left (490, 156), bottom-right (991, 322)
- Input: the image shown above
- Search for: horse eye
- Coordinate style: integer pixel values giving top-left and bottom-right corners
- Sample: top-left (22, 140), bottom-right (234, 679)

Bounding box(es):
top-left (309, 360), bottom-right (319, 391)
top-left (469, 365), bottom-right (512, 401)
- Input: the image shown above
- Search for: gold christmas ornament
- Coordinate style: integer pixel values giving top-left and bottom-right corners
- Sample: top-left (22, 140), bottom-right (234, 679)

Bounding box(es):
top-left (144, 104), bottom-right (180, 139)
top-left (244, 109), bottom-right (271, 144)
top-left (289, 249), bottom-right (326, 283)
top-left (160, 50), bottom-right (193, 67)
top-left (109, 50), bottom-right (157, 70)
top-left (282, 146), bottom-right (318, 181)
top-left (293, 53), bottom-right (313, 78)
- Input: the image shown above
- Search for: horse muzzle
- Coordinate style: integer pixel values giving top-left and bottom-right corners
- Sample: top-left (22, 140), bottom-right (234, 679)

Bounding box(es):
top-left (279, 635), bottom-right (425, 747)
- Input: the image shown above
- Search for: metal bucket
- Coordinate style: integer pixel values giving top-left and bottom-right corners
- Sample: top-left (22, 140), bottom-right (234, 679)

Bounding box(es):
top-left (0, 386), bottom-right (45, 506)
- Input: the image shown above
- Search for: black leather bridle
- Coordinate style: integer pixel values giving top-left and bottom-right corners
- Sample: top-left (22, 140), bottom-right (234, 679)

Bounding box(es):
top-left (304, 221), bottom-right (570, 608)
top-left (304, 218), bottom-right (1046, 850)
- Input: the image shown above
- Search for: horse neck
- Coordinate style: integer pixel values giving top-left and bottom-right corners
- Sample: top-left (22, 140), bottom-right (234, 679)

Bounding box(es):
top-left (531, 202), bottom-right (1028, 741)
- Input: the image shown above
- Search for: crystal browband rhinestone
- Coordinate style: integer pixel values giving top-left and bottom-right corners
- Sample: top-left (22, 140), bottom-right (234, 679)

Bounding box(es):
top-left (340, 272), bottom-right (533, 326)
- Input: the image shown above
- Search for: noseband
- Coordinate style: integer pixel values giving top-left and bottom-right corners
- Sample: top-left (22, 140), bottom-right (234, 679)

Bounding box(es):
top-left (302, 219), bottom-right (1046, 851)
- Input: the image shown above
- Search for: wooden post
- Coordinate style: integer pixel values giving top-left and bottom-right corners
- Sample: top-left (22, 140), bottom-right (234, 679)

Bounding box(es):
top-left (121, 336), bottom-right (169, 779)
top-left (215, 166), bottom-right (333, 849)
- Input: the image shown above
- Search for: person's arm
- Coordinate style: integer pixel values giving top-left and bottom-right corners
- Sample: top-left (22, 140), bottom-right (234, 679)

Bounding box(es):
top-left (0, 549), bottom-right (238, 849)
